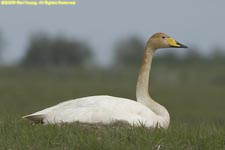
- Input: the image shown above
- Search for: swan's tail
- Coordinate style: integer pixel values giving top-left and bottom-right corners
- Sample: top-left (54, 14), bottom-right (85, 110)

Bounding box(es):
top-left (22, 114), bottom-right (45, 124)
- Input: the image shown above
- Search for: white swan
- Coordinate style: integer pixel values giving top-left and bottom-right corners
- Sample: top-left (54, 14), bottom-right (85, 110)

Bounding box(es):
top-left (23, 33), bottom-right (187, 128)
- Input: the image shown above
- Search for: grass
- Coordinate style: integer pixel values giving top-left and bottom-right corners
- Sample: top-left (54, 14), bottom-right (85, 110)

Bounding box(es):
top-left (0, 63), bottom-right (225, 149)
top-left (1, 118), bottom-right (225, 150)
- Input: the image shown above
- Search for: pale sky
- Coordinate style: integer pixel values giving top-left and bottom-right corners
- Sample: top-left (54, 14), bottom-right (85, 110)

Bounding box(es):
top-left (0, 0), bottom-right (225, 65)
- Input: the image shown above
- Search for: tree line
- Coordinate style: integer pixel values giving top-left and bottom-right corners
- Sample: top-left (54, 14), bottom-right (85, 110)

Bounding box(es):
top-left (0, 32), bottom-right (225, 67)
top-left (22, 33), bottom-right (92, 67)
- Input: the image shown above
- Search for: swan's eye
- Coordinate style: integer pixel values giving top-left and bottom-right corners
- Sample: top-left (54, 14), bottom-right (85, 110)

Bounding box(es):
top-left (162, 36), bottom-right (166, 39)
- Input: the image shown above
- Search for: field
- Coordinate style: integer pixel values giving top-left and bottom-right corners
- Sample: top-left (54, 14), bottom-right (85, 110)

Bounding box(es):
top-left (0, 62), bottom-right (225, 149)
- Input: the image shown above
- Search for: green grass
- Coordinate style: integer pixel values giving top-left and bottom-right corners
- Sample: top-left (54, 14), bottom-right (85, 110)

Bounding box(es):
top-left (1, 117), bottom-right (225, 150)
top-left (0, 63), bottom-right (225, 149)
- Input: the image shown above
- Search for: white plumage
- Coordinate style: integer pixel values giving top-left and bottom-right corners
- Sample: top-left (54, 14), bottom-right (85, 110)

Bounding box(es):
top-left (23, 33), bottom-right (187, 128)
top-left (24, 95), bottom-right (166, 128)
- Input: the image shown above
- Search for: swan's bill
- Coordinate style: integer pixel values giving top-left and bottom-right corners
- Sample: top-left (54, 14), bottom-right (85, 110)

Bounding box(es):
top-left (166, 37), bottom-right (188, 48)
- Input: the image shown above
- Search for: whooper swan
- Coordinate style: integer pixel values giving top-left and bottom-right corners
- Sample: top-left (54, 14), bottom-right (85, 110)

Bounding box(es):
top-left (23, 33), bottom-right (187, 128)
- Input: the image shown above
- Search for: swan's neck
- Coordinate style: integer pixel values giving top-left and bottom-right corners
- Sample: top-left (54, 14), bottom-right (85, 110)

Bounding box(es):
top-left (136, 46), bottom-right (170, 127)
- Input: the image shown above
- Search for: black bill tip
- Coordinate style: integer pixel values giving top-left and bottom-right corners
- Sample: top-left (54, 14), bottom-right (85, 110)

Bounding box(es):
top-left (176, 41), bottom-right (188, 48)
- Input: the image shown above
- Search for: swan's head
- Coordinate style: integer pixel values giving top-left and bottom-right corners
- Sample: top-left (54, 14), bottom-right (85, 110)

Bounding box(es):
top-left (148, 32), bottom-right (188, 50)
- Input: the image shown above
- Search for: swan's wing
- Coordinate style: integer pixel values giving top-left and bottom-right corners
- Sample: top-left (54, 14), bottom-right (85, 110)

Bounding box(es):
top-left (23, 99), bottom-right (75, 118)
top-left (23, 95), bottom-right (158, 126)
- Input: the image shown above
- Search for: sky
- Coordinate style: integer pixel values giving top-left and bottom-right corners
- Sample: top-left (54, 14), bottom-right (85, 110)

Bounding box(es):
top-left (0, 0), bottom-right (225, 65)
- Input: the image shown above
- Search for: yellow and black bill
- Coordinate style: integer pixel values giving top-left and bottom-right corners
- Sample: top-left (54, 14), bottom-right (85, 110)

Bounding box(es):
top-left (166, 37), bottom-right (188, 48)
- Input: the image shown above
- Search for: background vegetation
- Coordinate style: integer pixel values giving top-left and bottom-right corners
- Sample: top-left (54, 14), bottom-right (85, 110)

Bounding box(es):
top-left (22, 33), bottom-right (92, 67)
top-left (0, 32), bottom-right (225, 149)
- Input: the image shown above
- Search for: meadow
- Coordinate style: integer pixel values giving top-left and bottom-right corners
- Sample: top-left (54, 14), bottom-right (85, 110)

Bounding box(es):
top-left (0, 61), bottom-right (225, 149)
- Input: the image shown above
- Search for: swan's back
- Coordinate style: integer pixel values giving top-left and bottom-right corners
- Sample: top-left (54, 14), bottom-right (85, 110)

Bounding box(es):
top-left (23, 95), bottom-right (166, 128)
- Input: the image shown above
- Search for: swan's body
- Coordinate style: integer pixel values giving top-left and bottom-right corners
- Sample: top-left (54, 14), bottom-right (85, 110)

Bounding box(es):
top-left (23, 33), bottom-right (187, 128)
top-left (24, 95), bottom-right (169, 128)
